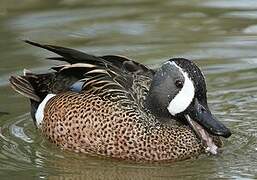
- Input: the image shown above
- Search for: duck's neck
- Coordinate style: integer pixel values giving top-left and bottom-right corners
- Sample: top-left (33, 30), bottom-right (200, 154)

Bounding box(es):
top-left (144, 92), bottom-right (171, 119)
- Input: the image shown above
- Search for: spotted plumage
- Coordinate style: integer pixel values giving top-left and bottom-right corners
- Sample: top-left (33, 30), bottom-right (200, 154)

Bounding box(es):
top-left (9, 41), bottom-right (231, 162)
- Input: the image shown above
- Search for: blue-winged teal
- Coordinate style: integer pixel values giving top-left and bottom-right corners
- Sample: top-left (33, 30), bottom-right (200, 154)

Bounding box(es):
top-left (10, 41), bottom-right (231, 162)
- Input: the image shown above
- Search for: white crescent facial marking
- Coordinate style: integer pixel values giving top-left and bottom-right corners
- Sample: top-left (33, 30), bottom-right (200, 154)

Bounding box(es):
top-left (35, 94), bottom-right (56, 128)
top-left (167, 62), bottom-right (195, 116)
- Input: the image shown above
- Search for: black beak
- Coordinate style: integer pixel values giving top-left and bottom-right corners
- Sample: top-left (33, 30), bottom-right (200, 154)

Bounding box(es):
top-left (188, 99), bottom-right (231, 138)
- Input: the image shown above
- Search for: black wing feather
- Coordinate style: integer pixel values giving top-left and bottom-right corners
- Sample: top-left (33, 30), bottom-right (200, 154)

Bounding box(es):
top-left (21, 40), bottom-right (154, 104)
top-left (24, 40), bottom-right (101, 64)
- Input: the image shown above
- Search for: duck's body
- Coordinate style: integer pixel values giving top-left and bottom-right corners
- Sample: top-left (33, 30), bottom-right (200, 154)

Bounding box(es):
top-left (42, 91), bottom-right (202, 161)
top-left (10, 41), bottom-right (231, 162)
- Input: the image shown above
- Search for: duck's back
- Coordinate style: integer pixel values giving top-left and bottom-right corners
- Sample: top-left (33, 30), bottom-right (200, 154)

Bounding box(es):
top-left (10, 41), bottom-right (205, 162)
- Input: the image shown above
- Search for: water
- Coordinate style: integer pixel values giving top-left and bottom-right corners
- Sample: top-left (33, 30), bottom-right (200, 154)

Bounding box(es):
top-left (1, 0), bottom-right (257, 179)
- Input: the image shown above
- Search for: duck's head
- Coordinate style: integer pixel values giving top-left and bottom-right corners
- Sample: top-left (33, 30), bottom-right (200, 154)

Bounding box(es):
top-left (146, 58), bottom-right (231, 154)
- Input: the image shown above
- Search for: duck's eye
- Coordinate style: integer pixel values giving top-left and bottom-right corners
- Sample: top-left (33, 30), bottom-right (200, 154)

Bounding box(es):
top-left (175, 80), bottom-right (183, 88)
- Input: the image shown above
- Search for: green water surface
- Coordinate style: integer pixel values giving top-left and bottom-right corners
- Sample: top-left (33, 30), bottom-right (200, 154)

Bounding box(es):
top-left (0, 0), bottom-right (257, 179)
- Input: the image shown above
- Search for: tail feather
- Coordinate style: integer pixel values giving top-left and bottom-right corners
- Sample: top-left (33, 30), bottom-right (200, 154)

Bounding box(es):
top-left (9, 75), bottom-right (40, 102)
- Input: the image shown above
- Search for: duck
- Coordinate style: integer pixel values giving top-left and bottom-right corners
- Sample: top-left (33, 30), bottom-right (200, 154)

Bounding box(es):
top-left (9, 40), bottom-right (231, 162)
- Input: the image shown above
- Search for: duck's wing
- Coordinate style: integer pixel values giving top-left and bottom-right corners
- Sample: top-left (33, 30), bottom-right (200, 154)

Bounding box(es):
top-left (10, 41), bottom-right (154, 106)
top-left (24, 40), bottom-right (153, 75)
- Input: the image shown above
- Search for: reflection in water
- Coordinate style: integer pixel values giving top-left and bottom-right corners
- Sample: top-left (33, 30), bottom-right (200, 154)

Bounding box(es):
top-left (0, 112), bottom-right (9, 116)
top-left (0, 0), bottom-right (257, 179)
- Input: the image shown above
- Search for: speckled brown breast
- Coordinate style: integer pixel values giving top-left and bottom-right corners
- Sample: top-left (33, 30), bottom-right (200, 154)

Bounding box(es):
top-left (42, 91), bottom-right (208, 162)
